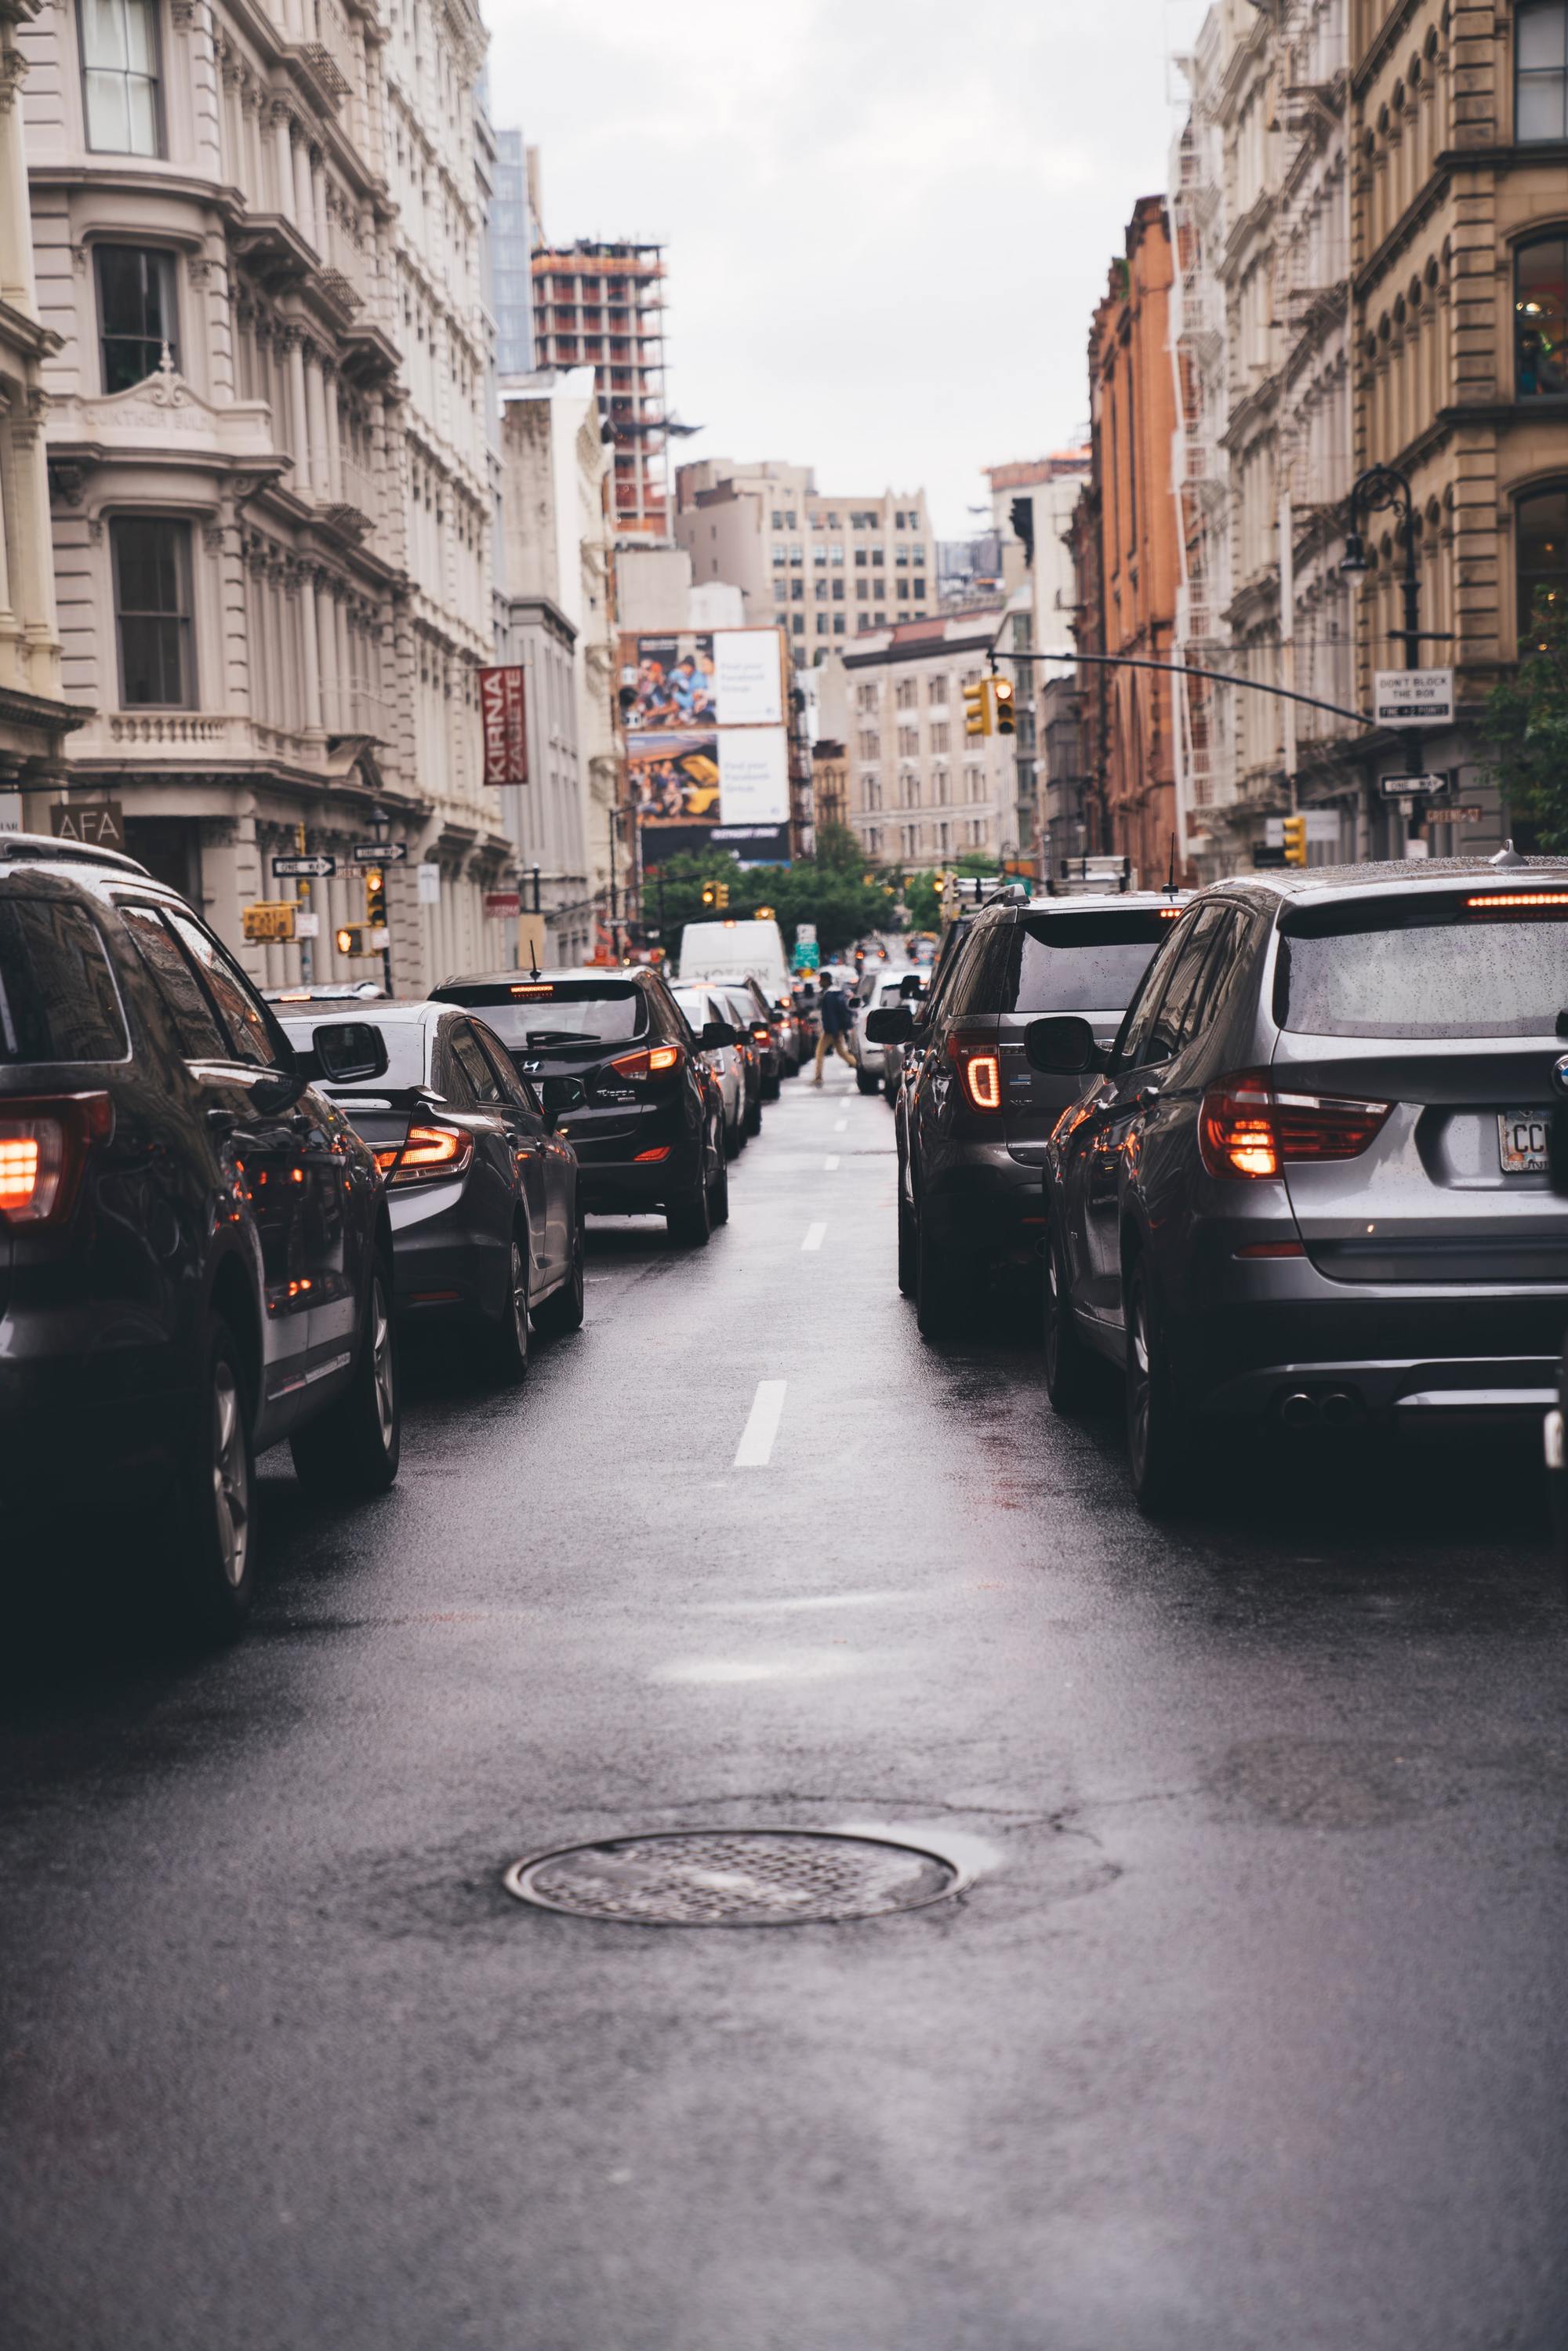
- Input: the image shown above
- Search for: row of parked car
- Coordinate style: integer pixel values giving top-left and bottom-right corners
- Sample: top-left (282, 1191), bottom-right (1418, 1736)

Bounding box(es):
top-left (862, 856), bottom-right (1568, 1528)
top-left (0, 830), bottom-right (808, 1637)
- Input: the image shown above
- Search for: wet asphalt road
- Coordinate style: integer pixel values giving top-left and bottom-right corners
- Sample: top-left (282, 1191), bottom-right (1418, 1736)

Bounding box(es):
top-left (3, 1063), bottom-right (1568, 2351)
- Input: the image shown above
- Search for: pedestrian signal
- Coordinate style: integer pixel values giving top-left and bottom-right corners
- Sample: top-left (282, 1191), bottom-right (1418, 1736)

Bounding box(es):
top-left (336, 923), bottom-right (368, 957)
top-left (993, 678), bottom-right (1016, 737)
top-left (1283, 815), bottom-right (1308, 867)
top-left (962, 678), bottom-right (991, 738)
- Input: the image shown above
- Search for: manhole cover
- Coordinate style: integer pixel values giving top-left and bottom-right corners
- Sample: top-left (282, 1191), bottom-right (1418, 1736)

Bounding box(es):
top-left (503, 1830), bottom-right (963, 1927)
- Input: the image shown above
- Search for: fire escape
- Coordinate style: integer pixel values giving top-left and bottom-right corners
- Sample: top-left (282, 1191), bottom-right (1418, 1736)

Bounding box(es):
top-left (1168, 80), bottom-right (1230, 868)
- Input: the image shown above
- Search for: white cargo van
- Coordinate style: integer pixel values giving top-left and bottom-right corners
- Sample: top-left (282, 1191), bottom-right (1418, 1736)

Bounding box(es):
top-left (677, 918), bottom-right (791, 1001)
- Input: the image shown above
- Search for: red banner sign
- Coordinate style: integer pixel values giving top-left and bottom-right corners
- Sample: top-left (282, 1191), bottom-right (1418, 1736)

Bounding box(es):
top-left (478, 666), bottom-right (528, 787)
top-left (484, 890), bottom-right (521, 921)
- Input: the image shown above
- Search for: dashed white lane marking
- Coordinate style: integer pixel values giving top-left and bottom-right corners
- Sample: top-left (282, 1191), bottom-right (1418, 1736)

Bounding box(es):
top-left (825, 1155), bottom-right (840, 1171)
top-left (833, 1118), bottom-right (848, 1133)
top-left (733, 1379), bottom-right (787, 1468)
top-left (802, 1221), bottom-right (826, 1252)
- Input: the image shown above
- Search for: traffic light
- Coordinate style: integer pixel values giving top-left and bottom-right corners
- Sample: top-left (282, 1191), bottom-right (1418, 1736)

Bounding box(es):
top-left (962, 678), bottom-right (991, 738)
top-left (336, 923), bottom-right (368, 957)
top-left (699, 879), bottom-right (731, 910)
top-left (1283, 814), bottom-right (1308, 867)
top-left (993, 677), bottom-right (1016, 737)
top-left (364, 864), bottom-right (387, 932)
top-left (716, 880), bottom-right (729, 910)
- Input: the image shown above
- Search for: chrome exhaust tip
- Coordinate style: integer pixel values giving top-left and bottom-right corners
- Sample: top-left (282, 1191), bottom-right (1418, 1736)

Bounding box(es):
top-left (1279, 1390), bottom-right (1319, 1429)
top-left (1320, 1389), bottom-right (1363, 1428)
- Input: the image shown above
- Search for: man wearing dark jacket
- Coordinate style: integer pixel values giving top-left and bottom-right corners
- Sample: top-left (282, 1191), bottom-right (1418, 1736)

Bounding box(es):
top-left (812, 976), bottom-right (855, 1082)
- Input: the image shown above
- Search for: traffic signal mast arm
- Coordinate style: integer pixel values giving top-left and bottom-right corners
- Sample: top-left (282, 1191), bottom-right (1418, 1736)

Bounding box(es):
top-left (989, 646), bottom-right (1382, 735)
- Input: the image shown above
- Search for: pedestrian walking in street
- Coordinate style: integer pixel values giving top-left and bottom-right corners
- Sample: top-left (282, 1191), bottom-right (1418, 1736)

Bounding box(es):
top-left (813, 975), bottom-right (855, 1081)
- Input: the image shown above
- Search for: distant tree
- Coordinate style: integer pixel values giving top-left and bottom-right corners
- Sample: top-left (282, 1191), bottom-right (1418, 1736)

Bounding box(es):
top-left (1484, 593), bottom-right (1568, 849)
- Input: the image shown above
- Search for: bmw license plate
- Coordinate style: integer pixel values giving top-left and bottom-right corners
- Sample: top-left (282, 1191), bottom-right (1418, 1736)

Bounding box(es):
top-left (1498, 1110), bottom-right (1549, 1173)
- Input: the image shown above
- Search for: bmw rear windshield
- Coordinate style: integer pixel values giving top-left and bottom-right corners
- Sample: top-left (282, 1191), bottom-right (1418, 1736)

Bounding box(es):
top-left (1007, 911), bottom-right (1181, 1014)
top-left (431, 979), bottom-right (648, 1048)
top-left (1276, 889), bottom-right (1568, 1038)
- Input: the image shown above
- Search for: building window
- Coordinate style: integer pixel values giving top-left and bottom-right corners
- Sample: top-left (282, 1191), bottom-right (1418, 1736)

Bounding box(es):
top-left (1516, 235), bottom-right (1568, 395)
top-left (913, 576), bottom-right (927, 598)
top-left (895, 679), bottom-right (917, 710)
top-left (871, 548), bottom-right (884, 567)
top-left (830, 544), bottom-right (844, 565)
top-left (833, 615), bottom-right (846, 634)
top-left (791, 615), bottom-right (804, 636)
top-left (927, 674), bottom-right (946, 704)
top-left (790, 579), bottom-right (804, 601)
top-left (931, 723), bottom-right (950, 754)
top-left (1519, 3), bottom-right (1568, 139)
top-left (80, 0), bottom-right (162, 154)
top-left (815, 577), bottom-right (829, 601)
top-left (855, 684), bottom-right (876, 713)
top-left (855, 549), bottom-right (867, 568)
top-left (1517, 484), bottom-right (1568, 641)
top-left (96, 245), bottom-right (176, 392)
top-left (858, 729), bottom-right (880, 759)
top-left (897, 725), bottom-right (919, 755)
top-left (772, 543), bottom-right (787, 565)
top-left (113, 517), bottom-right (192, 707)
top-left (832, 579), bottom-right (844, 600)
top-left (856, 578), bottom-right (869, 600)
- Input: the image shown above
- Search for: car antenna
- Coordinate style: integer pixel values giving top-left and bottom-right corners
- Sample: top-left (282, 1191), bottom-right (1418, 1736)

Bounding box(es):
top-left (528, 936), bottom-right (541, 979)
top-left (1164, 834), bottom-right (1179, 898)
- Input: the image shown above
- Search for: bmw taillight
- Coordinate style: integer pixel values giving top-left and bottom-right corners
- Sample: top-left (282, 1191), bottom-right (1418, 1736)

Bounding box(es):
top-left (0, 1093), bottom-right (113, 1225)
top-left (1200, 1073), bottom-right (1392, 1180)
top-left (609, 1044), bottom-right (682, 1079)
top-left (375, 1122), bottom-right (474, 1186)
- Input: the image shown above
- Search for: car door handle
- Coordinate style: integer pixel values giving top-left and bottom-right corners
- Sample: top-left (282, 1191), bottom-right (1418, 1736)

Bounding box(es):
top-left (205, 1107), bottom-right (237, 1138)
top-left (1131, 1082), bottom-right (1162, 1112)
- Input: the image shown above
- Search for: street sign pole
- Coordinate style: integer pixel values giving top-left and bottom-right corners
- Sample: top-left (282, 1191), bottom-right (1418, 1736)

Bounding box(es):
top-left (296, 822), bottom-right (314, 986)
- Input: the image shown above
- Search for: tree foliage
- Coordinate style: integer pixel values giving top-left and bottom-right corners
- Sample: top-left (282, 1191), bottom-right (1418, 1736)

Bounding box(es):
top-left (642, 823), bottom-right (907, 957)
top-left (1484, 593), bottom-right (1568, 849)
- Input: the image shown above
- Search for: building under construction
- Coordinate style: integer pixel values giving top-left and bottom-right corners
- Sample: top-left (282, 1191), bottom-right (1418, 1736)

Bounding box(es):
top-left (530, 242), bottom-right (671, 537)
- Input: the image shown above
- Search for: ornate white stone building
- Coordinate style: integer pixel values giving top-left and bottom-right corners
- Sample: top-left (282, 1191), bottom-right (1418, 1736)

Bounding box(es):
top-left (0, 0), bottom-right (79, 805)
top-left (16, 0), bottom-right (513, 988)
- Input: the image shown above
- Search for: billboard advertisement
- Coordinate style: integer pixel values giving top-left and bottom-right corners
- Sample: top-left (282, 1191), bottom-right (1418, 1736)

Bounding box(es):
top-left (623, 626), bottom-right (791, 870)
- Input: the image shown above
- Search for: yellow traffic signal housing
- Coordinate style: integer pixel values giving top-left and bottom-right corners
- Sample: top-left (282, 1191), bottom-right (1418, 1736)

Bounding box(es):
top-left (962, 678), bottom-right (991, 738)
top-left (1282, 815), bottom-right (1308, 867)
top-left (993, 678), bottom-right (1017, 736)
top-left (336, 923), bottom-right (369, 957)
top-left (364, 865), bottom-right (387, 930)
top-left (714, 880), bottom-right (730, 910)
top-left (700, 882), bottom-right (717, 907)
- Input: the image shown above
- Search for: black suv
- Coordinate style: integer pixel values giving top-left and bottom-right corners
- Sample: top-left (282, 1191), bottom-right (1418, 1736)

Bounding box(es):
top-left (429, 966), bottom-right (731, 1245)
top-left (0, 833), bottom-right (400, 1632)
top-left (869, 891), bottom-right (1188, 1336)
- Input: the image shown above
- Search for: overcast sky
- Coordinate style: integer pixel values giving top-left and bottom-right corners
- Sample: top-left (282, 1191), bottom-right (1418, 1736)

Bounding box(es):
top-left (483, 2), bottom-right (1207, 538)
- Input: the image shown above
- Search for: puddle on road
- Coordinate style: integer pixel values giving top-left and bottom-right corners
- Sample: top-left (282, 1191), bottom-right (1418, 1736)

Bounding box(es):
top-left (649, 1651), bottom-right (866, 1685)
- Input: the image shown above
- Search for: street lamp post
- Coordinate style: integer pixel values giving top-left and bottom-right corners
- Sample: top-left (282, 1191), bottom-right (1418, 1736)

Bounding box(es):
top-left (1339, 463), bottom-right (1435, 850)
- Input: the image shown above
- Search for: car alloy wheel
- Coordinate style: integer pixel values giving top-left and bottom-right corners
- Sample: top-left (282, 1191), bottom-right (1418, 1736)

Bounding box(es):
top-left (1044, 1222), bottom-right (1099, 1415)
top-left (486, 1232), bottom-right (532, 1381)
top-left (211, 1357), bottom-right (251, 1590)
top-left (370, 1280), bottom-right (396, 1444)
top-left (1123, 1259), bottom-right (1196, 1515)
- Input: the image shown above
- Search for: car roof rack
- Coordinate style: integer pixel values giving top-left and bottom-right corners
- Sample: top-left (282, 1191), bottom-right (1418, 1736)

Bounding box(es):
top-left (0, 830), bottom-right (147, 876)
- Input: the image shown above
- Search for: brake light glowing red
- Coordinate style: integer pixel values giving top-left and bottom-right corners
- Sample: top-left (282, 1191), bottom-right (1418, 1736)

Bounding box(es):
top-left (1465, 892), bottom-right (1568, 914)
top-left (1200, 1074), bottom-right (1392, 1180)
top-left (609, 1044), bottom-right (682, 1078)
top-left (634, 1145), bottom-right (671, 1161)
top-left (0, 1094), bottom-right (112, 1223)
top-left (962, 1051), bottom-right (1002, 1112)
top-left (375, 1123), bottom-right (474, 1186)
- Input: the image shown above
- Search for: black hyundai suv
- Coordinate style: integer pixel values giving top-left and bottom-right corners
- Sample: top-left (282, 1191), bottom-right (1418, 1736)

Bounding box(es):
top-left (429, 966), bottom-right (731, 1245)
top-left (869, 890), bottom-right (1189, 1336)
top-left (0, 832), bottom-right (400, 1633)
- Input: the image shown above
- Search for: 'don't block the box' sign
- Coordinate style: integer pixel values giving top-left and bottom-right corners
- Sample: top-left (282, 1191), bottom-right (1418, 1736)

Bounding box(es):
top-left (478, 666), bottom-right (528, 787)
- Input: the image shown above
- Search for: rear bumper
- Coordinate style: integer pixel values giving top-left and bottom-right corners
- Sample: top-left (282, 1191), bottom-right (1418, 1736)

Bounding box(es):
top-left (1175, 1262), bottom-right (1568, 1426)
top-left (0, 1318), bottom-right (194, 1499)
top-left (920, 1146), bottom-right (1044, 1257)
top-left (577, 1136), bottom-right (705, 1215)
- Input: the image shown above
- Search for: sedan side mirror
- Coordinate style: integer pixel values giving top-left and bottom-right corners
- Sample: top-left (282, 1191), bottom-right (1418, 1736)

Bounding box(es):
top-left (865, 1005), bottom-right (916, 1045)
top-left (541, 1074), bottom-right (586, 1117)
top-left (312, 1020), bottom-right (390, 1084)
top-left (1024, 1016), bottom-right (1105, 1076)
top-left (700, 1019), bottom-right (739, 1049)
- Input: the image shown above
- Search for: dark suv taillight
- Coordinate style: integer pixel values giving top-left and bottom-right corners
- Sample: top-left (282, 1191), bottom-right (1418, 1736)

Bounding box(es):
top-left (0, 1092), bottom-right (114, 1225)
top-left (1199, 1073), bottom-right (1392, 1179)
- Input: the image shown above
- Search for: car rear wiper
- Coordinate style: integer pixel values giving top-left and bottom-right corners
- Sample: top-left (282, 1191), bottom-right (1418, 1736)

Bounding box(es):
top-left (524, 1028), bottom-right (600, 1048)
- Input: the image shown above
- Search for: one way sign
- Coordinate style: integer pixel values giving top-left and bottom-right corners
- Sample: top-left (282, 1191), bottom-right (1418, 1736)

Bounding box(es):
top-left (272, 853), bottom-right (337, 878)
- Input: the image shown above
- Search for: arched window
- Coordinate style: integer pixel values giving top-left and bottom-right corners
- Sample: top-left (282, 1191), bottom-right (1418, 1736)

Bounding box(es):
top-left (1515, 235), bottom-right (1568, 396)
top-left (1517, 2), bottom-right (1568, 141)
top-left (1516, 486), bottom-right (1568, 644)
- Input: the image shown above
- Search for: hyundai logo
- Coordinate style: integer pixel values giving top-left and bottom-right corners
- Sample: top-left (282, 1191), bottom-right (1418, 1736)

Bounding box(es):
top-left (1552, 1054), bottom-right (1568, 1099)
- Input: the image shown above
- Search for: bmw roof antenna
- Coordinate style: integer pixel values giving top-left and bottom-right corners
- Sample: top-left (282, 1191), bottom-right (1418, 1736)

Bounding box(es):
top-left (1490, 838), bottom-right (1528, 870)
top-left (528, 933), bottom-right (541, 980)
top-left (1164, 833), bottom-right (1179, 899)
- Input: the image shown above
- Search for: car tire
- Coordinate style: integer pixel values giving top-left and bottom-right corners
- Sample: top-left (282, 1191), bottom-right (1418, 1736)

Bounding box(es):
top-left (724, 1111), bottom-right (743, 1160)
top-left (744, 1092), bottom-right (762, 1138)
top-left (1044, 1217), bottom-right (1102, 1415)
top-left (666, 1162), bottom-right (712, 1248)
top-left (856, 1068), bottom-right (880, 1096)
top-left (1124, 1256), bottom-right (1197, 1515)
top-left (915, 1212), bottom-right (970, 1340)
top-left (533, 1210), bottom-right (586, 1336)
top-left (707, 1130), bottom-right (730, 1226)
top-left (167, 1313), bottom-right (256, 1638)
top-left (761, 1067), bottom-right (781, 1103)
top-left (482, 1227), bottom-right (532, 1380)
top-left (897, 1190), bottom-right (916, 1298)
top-left (290, 1258), bottom-right (401, 1495)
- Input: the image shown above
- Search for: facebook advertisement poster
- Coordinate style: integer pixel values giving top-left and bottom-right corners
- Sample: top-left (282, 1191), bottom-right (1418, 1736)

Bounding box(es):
top-left (621, 628), bottom-right (786, 732)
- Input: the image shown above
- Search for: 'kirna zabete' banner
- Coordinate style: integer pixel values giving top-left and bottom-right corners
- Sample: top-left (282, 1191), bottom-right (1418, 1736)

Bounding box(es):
top-left (478, 665), bottom-right (528, 787)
